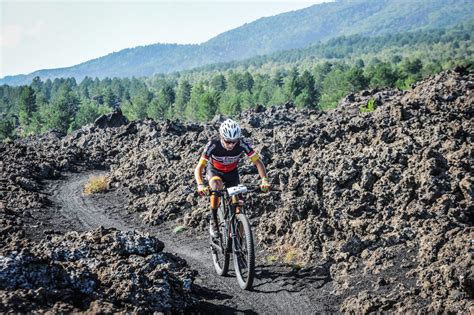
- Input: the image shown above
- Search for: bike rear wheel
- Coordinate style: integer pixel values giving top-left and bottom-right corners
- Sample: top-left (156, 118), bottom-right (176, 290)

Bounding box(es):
top-left (233, 213), bottom-right (255, 290)
top-left (211, 205), bottom-right (230, 276)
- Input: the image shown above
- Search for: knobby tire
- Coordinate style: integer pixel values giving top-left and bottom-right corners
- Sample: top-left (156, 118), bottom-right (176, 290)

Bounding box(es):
top-left (233, 213), bottom-right (255, 290)
top-left (212, 205), bottom-right (230, 276)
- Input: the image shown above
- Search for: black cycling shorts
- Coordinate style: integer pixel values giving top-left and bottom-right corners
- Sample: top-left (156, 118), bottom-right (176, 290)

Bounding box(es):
top-left (206, 164), bottom-right (240, 188)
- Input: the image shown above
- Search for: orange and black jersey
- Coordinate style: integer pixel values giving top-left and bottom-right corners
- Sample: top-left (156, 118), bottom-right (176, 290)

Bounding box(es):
top-left (199, 138), bottom-right (260, 173)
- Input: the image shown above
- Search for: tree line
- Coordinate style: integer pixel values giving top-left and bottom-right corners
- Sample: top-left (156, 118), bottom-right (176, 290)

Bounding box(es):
top-left (0, 24), bottom-right (472, 141)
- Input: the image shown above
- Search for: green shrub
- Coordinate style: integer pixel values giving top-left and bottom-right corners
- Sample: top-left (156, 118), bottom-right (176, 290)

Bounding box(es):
top-left (360, 98), bottom-right (377, 113)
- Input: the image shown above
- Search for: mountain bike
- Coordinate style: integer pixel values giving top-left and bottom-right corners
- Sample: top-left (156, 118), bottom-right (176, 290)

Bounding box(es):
top-left (208, 184), bottom-right (257, 290)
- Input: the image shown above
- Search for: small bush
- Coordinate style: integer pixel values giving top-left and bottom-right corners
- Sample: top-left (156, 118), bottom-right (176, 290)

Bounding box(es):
top-left (274, 243), bottom-right (305, 268)
top-left (84, 175), bottom-right (109, 195)
top-left (266, 255), bottom-right (278, 264)
top-left (360, 98), bottom-right (377, 113)
top-left (283, 247), bottom-right (299, 265)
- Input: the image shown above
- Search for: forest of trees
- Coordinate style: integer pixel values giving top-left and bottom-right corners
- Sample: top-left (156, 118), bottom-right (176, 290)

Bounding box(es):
top-left (3, 0), bottom-right (471, 85)
top-left (0, 24), bottom-right (472, 141)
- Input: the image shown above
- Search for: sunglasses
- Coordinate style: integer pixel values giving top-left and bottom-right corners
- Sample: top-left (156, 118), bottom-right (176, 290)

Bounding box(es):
top-left (223, 139), bottom-right (238, 145)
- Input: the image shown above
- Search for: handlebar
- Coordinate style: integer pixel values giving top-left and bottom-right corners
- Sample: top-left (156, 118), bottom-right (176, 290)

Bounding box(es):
top-left (208, 184), bottom-right (260, 196)
top-left (190, 182), bottom-right (281, 197)
top-left (196, 183), bottom-right (264, 197)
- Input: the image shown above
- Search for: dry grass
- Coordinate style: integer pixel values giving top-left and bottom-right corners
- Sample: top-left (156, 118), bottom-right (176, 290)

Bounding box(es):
top-left (84, 175), bottom-right (109, 195)
top-left (283, 247), bottom-right (299, 264)
top-left (266, 255), bottom-right (278, 264)
top-left (280, 244), bottom-right (305, 269)
top-left (266, 243), bottom-right (306, 269)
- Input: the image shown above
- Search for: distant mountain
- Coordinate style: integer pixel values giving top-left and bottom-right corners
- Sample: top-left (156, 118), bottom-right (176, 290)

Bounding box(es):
top-left (2, 0), bottom-right (473, 86)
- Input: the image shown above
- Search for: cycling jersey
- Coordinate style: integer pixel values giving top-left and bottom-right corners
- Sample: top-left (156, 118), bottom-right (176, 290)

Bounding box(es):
top-left (199, 138), bottom-right (260, 173)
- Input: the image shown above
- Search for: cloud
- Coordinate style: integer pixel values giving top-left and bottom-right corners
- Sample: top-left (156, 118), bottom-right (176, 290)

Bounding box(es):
top-left (0, 25), bottom-right (23, 48)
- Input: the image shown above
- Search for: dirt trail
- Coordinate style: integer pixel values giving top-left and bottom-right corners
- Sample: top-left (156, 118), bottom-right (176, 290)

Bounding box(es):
top-left (47, 171), bottom-right (335, 313)
top-left (54, 171), bottom-right (129, 231)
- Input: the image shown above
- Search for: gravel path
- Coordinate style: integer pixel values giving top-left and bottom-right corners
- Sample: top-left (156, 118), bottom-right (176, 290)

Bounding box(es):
top-left (44, 170), bottom-right (336, 313)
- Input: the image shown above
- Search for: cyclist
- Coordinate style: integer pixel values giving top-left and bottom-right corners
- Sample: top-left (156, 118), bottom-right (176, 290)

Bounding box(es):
top-left (194, 118), bottom-right (270, 236)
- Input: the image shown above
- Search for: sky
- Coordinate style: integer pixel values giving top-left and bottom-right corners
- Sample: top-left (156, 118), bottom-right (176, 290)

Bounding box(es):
top-left (0, 0), bottom-right (328, 78)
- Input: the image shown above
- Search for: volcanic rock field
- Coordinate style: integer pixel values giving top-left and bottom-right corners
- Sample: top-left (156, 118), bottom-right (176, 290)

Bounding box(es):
top-left (1, 68), bottom-right (472, 313)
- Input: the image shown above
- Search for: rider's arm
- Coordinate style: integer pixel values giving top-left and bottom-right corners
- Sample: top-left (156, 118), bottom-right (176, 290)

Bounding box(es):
top-left (253, 158), bottom-right (268, 180)
top-left (253, 157), bottom-right (270, 192)
top-left (196, 141), bottom-right (213, 185)
top-left (243, 140), bottom-right (268, 180)
top-left (194, 157), bottom-right (207, 185)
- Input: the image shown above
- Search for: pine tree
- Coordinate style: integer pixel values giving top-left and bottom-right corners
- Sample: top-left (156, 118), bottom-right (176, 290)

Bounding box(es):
top-left (130, 95), bottom-right (149, 120)
top-left (242, 71), bottom-right (254, 92)
top-left (0, 115), bottom-right (15, 140)
top-left (240, 90), bottom-right (254, 111)
top-left (256, 82), bottom-right (274, 106)
top-left (147, 85), bottom-right (175, 120)
top-left (219, 91), bottom-right (241, 117)
top-left (41, 84), bottom-right (80, 133)
top-left (185, 82), bottom-right (206, 121)
top-left (346, 66), bottom-right (368, 92)
top-left (18, 86), bottom-right (37, 134)
top-left (30, 76), bottom-right (43, 94)
top-left (227, 72), bottom-right (245, 92)
top-left (197, 90), bottom-right (219, 121)
top-left (174, 80), bottom-right (192, 119)
top-left (269, 86), bottom-right (286, 106)
top-left (296, 70), bottom-right (319, 108)
top-left (104, 87), bottom-right (119, 108)
top-left (210, 74), bottom-right (227, 92)
top-left (271, 69), bottom-right (284, 87)
top-left (368, 62), bottom-right (398, 88)
top-left (79, 77), bottom-right (93, 99)
top-left (283, 67), bottom-right (301, 102)
top-left (320, 68), bottom-right (351, 110)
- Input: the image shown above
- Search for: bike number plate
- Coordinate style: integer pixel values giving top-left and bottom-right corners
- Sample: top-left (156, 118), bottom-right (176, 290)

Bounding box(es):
top-left (227, 185), bottom-right (247, 196)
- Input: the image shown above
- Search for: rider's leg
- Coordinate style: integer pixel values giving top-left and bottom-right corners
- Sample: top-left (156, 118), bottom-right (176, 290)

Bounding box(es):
top-left (225, 169), bottom-right (242, 213)
top-left (236, 194), bottom-right (245, 214)
top-left (208, 176), bottom-right (223, 234)
top-left (209, 176), bottom-right (223, 209)
top-left (225, 170), bottom-right (245, 236)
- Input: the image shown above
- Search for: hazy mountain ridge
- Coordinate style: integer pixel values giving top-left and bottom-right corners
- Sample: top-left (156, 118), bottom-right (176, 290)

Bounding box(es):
top-left (1, 0), bottom-right (473, 85)
top-left (180, 22), bottom-right (473, 75)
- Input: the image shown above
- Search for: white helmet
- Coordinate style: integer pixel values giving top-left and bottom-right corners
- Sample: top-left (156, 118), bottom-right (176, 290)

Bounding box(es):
top-left (219, 119), bottom-right (241, 140)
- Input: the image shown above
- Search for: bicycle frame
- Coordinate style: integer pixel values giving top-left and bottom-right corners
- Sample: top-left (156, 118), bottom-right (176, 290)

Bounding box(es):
top-left (208, 184), bottom-right (258, 290)
top-left (209, 186), bottom-right (253, 254)
top-left (204, 185), bottom-right (268, 290)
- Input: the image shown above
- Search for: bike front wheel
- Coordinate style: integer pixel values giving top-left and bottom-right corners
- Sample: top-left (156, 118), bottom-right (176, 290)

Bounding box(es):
top-left (211, 205), bottom-right (230, 276)
top-left (233, 213), bottom-right (255, 290)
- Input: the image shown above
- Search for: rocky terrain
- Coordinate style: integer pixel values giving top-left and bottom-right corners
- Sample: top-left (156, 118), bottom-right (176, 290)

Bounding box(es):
top-left (0, 68), bottom-right (472, 312)
top-left (0, 227), bottom-right (196, 312)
